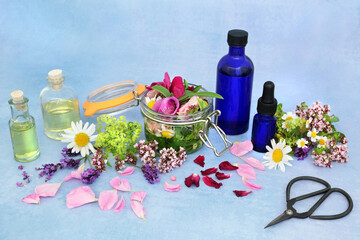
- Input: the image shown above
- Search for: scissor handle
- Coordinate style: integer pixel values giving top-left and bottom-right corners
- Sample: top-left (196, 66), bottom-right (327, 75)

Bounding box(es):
top-left (309, 188), bottom-right (353, 220)
top-left (286, 176), bottom-right (331, 202)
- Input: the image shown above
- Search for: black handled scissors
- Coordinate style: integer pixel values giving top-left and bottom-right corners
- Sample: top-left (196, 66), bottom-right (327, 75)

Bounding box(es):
top-left (265, 176), bottom-right (353, 229)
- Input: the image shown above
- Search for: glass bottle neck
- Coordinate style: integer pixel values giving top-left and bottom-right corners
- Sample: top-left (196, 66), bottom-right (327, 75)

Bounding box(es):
top-left (47, 77), bottom-right (64, 90)
top-left (228, 46), bottom-right (245, 56)
top-left (9, 101), bottom-right (30, 120)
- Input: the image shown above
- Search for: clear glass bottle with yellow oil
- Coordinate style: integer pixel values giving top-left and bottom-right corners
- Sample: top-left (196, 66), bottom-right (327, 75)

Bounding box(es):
top-left (9, 90), bottom-right (40, 162)
top-left (40, 69), bottom-right (81, 140)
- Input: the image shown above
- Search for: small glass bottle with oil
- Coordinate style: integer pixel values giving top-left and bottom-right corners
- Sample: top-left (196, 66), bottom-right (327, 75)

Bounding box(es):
top-left (9, 90), bottom-right (40, 162)
top-left (40, 69), bottom-right (81, 140)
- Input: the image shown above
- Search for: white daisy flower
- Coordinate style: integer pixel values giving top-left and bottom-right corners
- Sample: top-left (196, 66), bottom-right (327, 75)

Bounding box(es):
top-left (159, 124), bottom-right (175, 139)
top-left (306, 117), bottom-right (312, 128)
top-left (296, 138), bottom-right (308, 148)
top-left (263, 139), bottom-right (293, 172)
top-left (317, 136), bottom-right (328, 148)
top-left (61, 120), bottom-right (97, 157)
top-left (307, 129), bottom-right (319, 142)
top-left (144, 96), bottom-right (162, 109)
top-left (281, 112), bottom-right (297, 121)
top-left (282, 121), bottom-right (291, 131)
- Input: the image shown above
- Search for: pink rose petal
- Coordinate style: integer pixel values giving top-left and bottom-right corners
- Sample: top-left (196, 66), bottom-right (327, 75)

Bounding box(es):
top-left (164, 182), bottom-right (181, 192)
top-left (110, 177), bottom-right (132, 191)
top-left (118, 167), bottom-right (135, 176)
top-left (235, 163), bottom-right (256, 180)
top-left (130, 191), bottom-right (147, 203)
top-left (230, 141), bottom-right (253, 157)
top-left (242, 176), bottom-right (262, 190)
top-left (63, 163), bottom-right (85, 181)
top-left (114, 196), bottom-right (126, 212)
top-left (131, 201), bottom-right (147, 220)
top-left (35, 182), bottom-right (62, 197)
top-left (170, 176), bottom-right (176, 181)
top-left (22, 193), bottom-right (40, 204)
top-left (98, 190), bottom-right (118, 211)
top-left (66, 186), bottom-right (98, 209)
top-left (233, 190), bottom-right (253, 197)
top-left (241, 157), bottom-right (265, 171)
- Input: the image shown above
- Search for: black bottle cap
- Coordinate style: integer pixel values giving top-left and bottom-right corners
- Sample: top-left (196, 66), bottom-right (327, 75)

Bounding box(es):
top-left (257, 81), bottom-right (277, 116)
top-left (227, 29), bottom-right (248, 47)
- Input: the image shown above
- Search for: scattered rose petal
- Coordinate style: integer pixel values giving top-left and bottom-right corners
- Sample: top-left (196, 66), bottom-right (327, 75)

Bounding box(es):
top-left (230, 141), bottom-right (253, 157)
top-left (233, 190), bottom-right (253, 197)
top-left (185, 173), bottom-right (200, 188)
top-left (202, 176), bottom-right (223, 189)
top-left (170, 176), bottom-right (176, 181)
top-left (130, 191), bottom-right (147, 203)
top-left (164, 182), bottom-right (181, 192)
top-left (241, 157), bottom-right (265, 171)
top-left (118, 167), bottom-right (135, 176)
top-left (193, 155), bottom-right (205, 167)
top-left (22, 193), bottom-right (40, 204)
top-left (235, 163), bottom-right (256, 180)
top-left (114, 196), bottom-right (126, 212)
top-left (35, 182), bottom-right (62, 197)
top-left (242, 176), bottom-right (262, 190)
top-left (131, 201), bottom-right (147, 220)
top-left (219, 161), bottom-right (238, 170)
top-left (63, 163), bottom-right (85, 181)
top-left (66, 186), bottom-right (98, 209)
top-left (110, 177), bottom-right (132, 191)
top-left (200, 167), bottom-right (218, 176)
top-left (215, 172), bottom-right (231, 180)
top-left (98, 190), bottom-right (118, 211)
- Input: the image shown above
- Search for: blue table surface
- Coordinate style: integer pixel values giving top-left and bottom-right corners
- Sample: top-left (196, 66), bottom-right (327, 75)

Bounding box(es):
top-left (0, 1), bottom-right (359, 239)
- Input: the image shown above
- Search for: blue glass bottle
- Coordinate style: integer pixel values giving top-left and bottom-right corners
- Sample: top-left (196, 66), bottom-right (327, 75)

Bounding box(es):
top-left (251, 81), bottom-right (277, 152)
top-left (216, 29), bottom-right (254, 135)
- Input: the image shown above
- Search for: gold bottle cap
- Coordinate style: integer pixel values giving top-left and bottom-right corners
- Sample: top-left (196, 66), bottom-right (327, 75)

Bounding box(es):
top-left (11, 90), bottom-right (24, 103)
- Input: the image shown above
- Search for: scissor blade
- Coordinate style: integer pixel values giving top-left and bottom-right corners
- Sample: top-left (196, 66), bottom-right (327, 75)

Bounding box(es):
top-left (264, 212), bottom-right (292, 229)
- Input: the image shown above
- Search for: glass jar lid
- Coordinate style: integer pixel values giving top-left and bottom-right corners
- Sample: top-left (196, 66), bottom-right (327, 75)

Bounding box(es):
top-left (83, 81), bottom-right (146, 117)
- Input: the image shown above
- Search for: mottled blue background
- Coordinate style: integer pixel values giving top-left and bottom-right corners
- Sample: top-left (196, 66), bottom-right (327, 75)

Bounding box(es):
top-left (0, 1), bottom-right (359, 239)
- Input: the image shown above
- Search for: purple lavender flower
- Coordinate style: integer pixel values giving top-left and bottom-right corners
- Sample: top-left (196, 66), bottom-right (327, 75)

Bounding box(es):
top-left (64, 147), bottom-right (80, 157)
top-left (81, 168), bottom-right (100, 184)
top-left (141, 164), bottom-right (160, 184)
top-left (36, 163), bottom-right (62, 182)
top-left (60, 157), bottom-right (80, 169)
top-left (18, 165), bottom-right (24, 170)
top-left (16, 182), bottom-right (24, 187)
top-left (294, 147), bottom-right (311, 160)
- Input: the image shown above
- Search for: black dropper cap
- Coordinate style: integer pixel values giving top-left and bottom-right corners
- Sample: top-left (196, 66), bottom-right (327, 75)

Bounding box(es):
top-left (257, 81), bottom-right (277, 116)
top-left (227, 29), bottom-right (248, 47)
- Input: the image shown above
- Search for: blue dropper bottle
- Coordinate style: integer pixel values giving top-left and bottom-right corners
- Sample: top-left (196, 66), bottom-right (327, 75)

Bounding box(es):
top-left (251, 81), bottom-right (277, 152)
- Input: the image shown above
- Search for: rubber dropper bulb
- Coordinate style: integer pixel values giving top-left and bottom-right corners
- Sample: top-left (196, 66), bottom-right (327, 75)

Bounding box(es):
top-left (257, 81), bottom-right (277, 116)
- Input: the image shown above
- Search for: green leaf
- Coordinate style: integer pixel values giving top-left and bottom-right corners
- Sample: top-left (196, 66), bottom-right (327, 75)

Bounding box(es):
top-left (330, 116), bottom-right (339, 123)
top-left (151, 85), bottom-right (171, 97)
top-left (193, 85), bottom-right (202, 93)
top-left (106, 161), bottom-right (112, 167)
top-left (184, 79), bottom-right (189, 89)
top-left (190, 91), bottom-right (223, 99)
top-left (197, 98), bottom-right (208, 110)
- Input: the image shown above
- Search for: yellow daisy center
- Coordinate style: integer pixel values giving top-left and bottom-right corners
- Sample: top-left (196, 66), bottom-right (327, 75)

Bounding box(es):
top-left (75, 133), bottom-right (89, 147)
top-left (319, 139), bottom-right (325, 145)
top-left (161, 130), bottom-right (174, 139)
top-left (311, 132), bottom-right (317, 138)
top-left (272, 149), bottom-right (283, 163)
top-left (300, 141), bottom-right (305, 147)
top-left (286, 116), bottom-right (293, 121)
top-left (147, 101), bottom-right (156, 109)
top-left (286, 123), bottom-right (290, 128)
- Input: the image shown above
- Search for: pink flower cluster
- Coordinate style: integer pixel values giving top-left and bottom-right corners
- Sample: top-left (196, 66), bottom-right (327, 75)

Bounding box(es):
top-left (134, 140), bottom-right (158, 168)
top-left (296, 101), bottom-right (332, 133)
top-left (92, 148), bottom-right (106, 173)
top-left (158, 147), bottom-right (187, 173)
top-left (312, 136), bottom-right (349, 167)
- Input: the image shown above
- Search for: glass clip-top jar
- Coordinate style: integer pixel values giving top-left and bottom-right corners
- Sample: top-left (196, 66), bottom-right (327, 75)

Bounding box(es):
top-left (83, 81), bottom-right (232, 156)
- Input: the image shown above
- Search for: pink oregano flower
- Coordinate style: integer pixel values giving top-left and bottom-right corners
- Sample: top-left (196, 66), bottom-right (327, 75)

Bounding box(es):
top-left (152, 97), bottom-right (179, 115)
